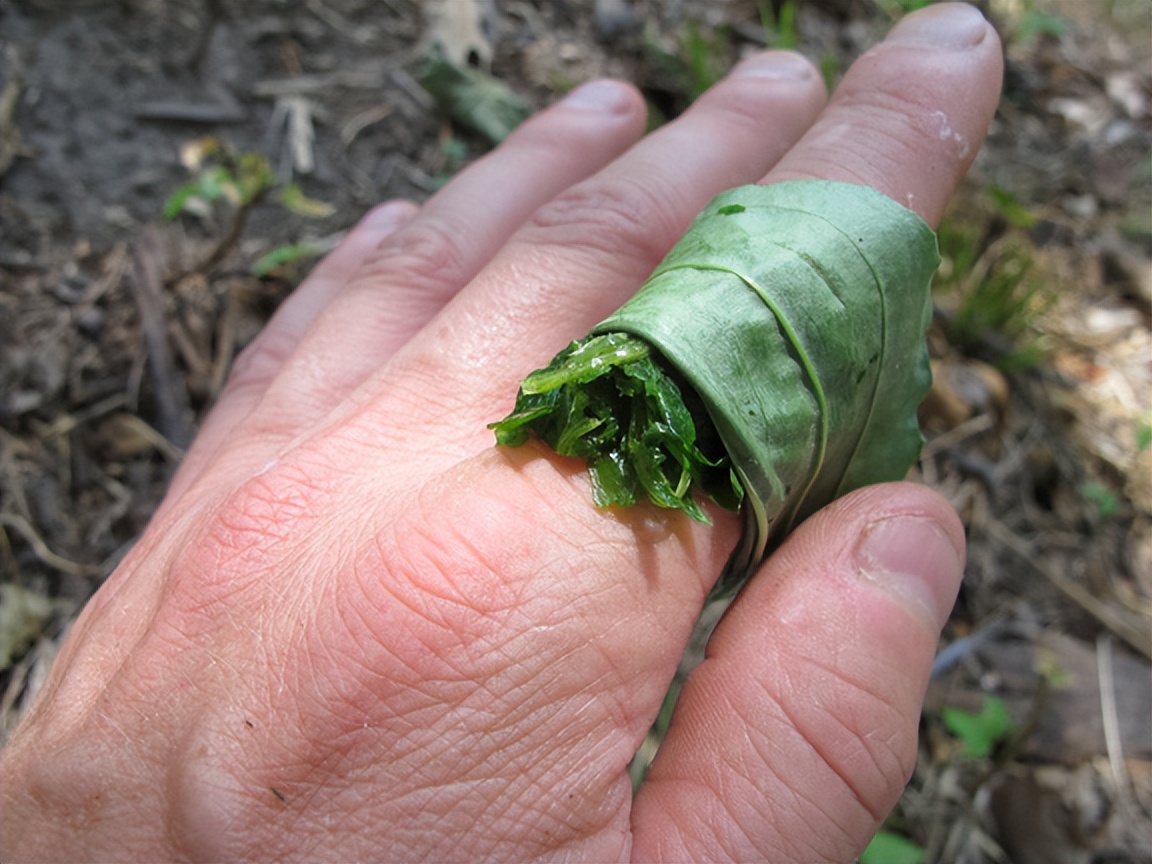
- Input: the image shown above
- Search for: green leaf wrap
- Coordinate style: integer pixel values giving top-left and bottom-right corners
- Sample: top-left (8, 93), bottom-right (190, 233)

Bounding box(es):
top-left (494, 180), bottom-right (940, 596)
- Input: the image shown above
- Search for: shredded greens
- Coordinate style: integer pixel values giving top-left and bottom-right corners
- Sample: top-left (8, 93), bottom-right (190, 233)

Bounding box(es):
top-left (489, 333), bottom-right (742, 523)
top-left (490, 180), bottom-right (940, 595)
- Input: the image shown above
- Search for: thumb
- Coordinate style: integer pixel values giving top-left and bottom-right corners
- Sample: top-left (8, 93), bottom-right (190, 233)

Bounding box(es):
top-left (631, 483), bottom-right (964, 862)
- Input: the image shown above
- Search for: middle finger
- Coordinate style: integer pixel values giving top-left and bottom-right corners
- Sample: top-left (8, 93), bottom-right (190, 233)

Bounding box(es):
top-left (380, 51), bottom-right (826, 431)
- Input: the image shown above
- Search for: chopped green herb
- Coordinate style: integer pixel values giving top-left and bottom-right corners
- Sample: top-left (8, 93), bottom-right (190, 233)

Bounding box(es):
top-left (492, 181), bottom-right (940, 595)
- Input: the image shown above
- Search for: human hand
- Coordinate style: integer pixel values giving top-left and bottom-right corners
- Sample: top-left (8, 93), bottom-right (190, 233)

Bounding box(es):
top-left (0, 4), bottom-right (1002, 861)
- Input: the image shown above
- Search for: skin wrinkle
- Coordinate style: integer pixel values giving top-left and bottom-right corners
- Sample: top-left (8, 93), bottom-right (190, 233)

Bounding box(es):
top-left (180, 454), bottom-right (342, 609)
top-left (791, 656), bottom-right (917, 807)
top-left (642, 676), bottom-right (773, 854)
top-left (525, 175), bottom-right (687, 280)
top-left (707, 712), bottom-right (856, 864)
top-left (191, 95), bottom-right (648, 475)
top-left (370, 490), bottom-right (544, 646)
top-left (479, 243), bottom-right (640, 368)
top-left (724, 610), bottom-right (909, 825)
top-left (358, 211), bottom-right (478, 304)
top-left (804, 102), bottom-right (917, 178)
top-left (580, 614), bottom-right (667, 738)
top-left (461, 58), bottom-right (824, 382)
top-left (223, 328), bottom-right (299, 403)
top-left (340, 476), bottom-right (654, 847)
top-left (710, 726), bottom-right (775, 839)
top-left (314, 592), bottom-right (516, 798)
top-left (645, 513), bottom-right (940, 861)
top-left (768, 48), bottom-right (991, 226)
top-left (664, 658), bottom-right (866, 861)
top-left (734, 687), bottom-right (863, 852)
top-left (352, 360), bottom-right (516, 463)
top-left (224, 700), bottom-right (495, 861)
top-left (345, 493), bottom-right (640, 861)
top-left (335, 567), bottom-right (481, 721)
top-left (168, 721), bottom-right (267, 859)
top-left (224, 344), bottom-right (443, 471)
top-left (492, 756), bottom-right (622, 855)
top-left (766, 671), bottom-right (902, 825)
top-left (368, 689), bottom-right (628, 860)
top-left (16, 513), bottom-right (209, 746)
top-left (667, 773), bottom-right (763, 862)
top-left (230, 778), bottom-right (364, 862)
top-left (700, 72), bottom-right (823, 133)
top-left (477, 630), bottom-right (633, 752)
top-left (772, 603), bottom-right (933, 807)
top-left (184, 672), bottom-right (366, 801)
top-left (299, 611), bottom-right (395, 728)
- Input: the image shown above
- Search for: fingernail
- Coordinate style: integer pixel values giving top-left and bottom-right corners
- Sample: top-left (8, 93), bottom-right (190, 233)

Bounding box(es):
top-left (855, 516), bottom-right (964, 630)
top-left (362, 201), bottom-right (412, 233)
top-left (732, 50), bottom-right (815, 80)
top-left (886, 2), bottom-right (990, 49)
top-left (562, 79), bottom-right (633, 113)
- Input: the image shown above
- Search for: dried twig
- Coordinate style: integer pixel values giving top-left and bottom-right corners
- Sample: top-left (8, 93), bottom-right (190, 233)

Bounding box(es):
top-left (340, 103), bottom-right (394, 147)
top-left (921, 412), bottom-right (996, 461)
top-left (1096, 635), bottom-right (1127, 787)
top-left (210, 286), bottom-right (241, 399)
top-left (987, 520), bottom-right (1151, 660)
top-left (0, 48), bottom-right (29, 176)
top-left (130, 228), bottom-right (193, 449)
top-left (0, 513), bottom-right (99, 579)
top-left (252, 66), bottom-right (391, 98)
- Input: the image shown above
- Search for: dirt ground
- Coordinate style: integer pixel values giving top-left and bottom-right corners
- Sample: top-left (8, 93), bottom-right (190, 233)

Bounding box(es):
top-left (1, 1), bottom-right (1149, 861)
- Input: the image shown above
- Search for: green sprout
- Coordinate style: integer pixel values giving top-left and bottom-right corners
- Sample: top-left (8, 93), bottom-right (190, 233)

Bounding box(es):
top-left (941, 694), bottom-right (1015, 758)
top-left (163, 139), bottom-right (332, 276)
top-left (1080, 480), bottom-right (1120, 518)
top-left (861, 829), bottom-right (927, 864)
top-left (758, 0), bottom-right (798, 50)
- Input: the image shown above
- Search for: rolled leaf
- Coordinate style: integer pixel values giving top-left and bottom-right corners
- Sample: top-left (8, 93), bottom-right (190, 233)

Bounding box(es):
top-left (491, 180), bottom-right (940, 596)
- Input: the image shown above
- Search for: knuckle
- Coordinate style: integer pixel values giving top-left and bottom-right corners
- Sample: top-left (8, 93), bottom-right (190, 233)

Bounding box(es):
top-left (354, 216), bottom-right (472, 301)
top-left (811, 667), bottom-right (917, 819)
top-left (226, 327), bottom-right (296, 392)
top-left (178, 454), bottom-right (339, 613)
top-left (524, 178), bottom-right (683, 269)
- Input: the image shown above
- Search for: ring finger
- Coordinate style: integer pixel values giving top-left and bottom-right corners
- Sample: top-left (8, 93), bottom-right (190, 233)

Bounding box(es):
top-left (174, 80), bottom-right (650, 490)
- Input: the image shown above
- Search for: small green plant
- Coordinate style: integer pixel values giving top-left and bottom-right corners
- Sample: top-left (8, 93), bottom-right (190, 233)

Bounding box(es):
top-left (987, 183), bottom-right (1036, 229)
top-left (819, 51), bottom-right (840, 93)
top-left (164, 138), bottom-right (333, 275)
top-left (1015, 8), bottom-right (1066, 43)
top-left (639, 18), bottom-right (733, 108)
top-left (874, 0), bottom-right (934, 20)
top-left (682, 20), bottom-right (731, 99)
top-left (758, 0), bottom-right (798, 50)
top-left (861, 829), bottom-right (927, 864)
top-left (1080, 480), bottom-right (1121, 517)
top-left (166, 140), bottom-right (333, 221)
top-left (935, 184), bottom-right (1052, 369)
top-left (278, 183), bottom-right (336, 219)
top-left (431, 136), bottom-right (473, 190)
top-left (164, 140), bottom-right (276, 219)
top-left (1136, 418), bottom-right (1151, 452)
top-left (941, 694), bottom-right (1015, 758)
top-left (946, 236), bottom-right (1047, 368)
top-left (251, 242), bottom-right (322, 277)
